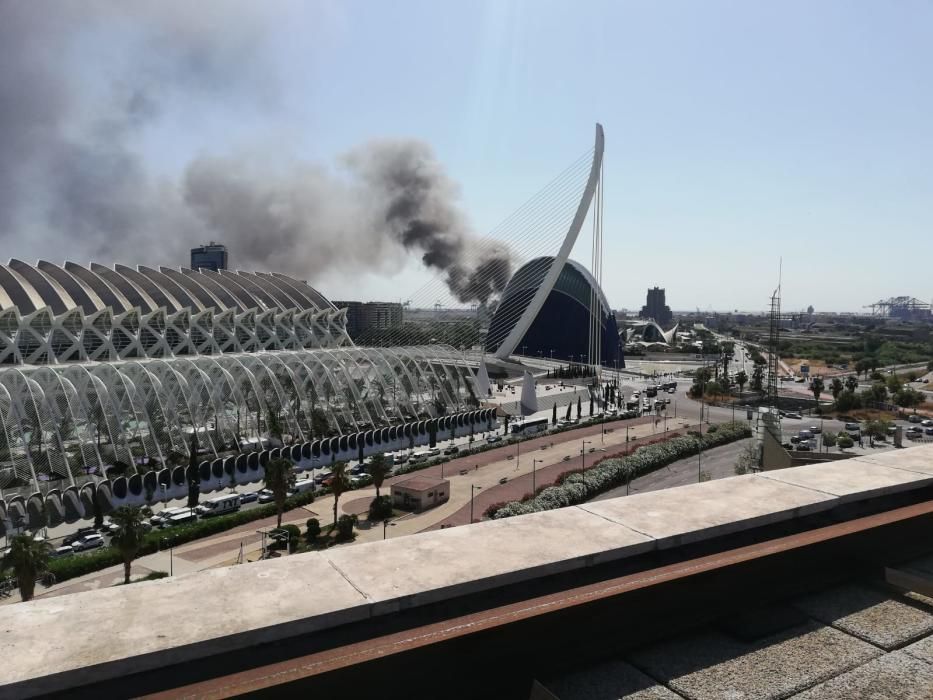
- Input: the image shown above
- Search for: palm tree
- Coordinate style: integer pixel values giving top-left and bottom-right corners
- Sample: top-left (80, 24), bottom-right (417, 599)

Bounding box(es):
top-left (368, 454), bottom-right (391, 499)
top-left (735, 370), bottom-right (748, 394)
top-left (811, 376), bottom-right (824, 409)
top-left (2, 535), bottom-right (50, 602)
top-left (330, 461), bottom-right (350, 529)
top-left (111, 506), bottom-right (150, 585)
top-left (845, 375), bottom-right (859, 394)
top-left (264, 458), bottom-right (296, 529)
top-left (831, 377), bottom-right (844, 401)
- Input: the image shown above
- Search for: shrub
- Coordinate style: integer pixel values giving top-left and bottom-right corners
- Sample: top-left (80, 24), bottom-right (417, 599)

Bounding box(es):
top-left (837, 433), bottom-right (854, 449)
top-left (367, 495), bottom-right (393, 521)
top-left (706, 425), bottom-right (718, 433)
top-left (281, 524), bottom-right (301, 552)
top-left (490, 422), bottom-right (752, 520)
top-left (822, 431), bottom-right (837, 447)
top-left (484, 501), bottom-right (510, 518)
top-left (142, 570), bottom-right (169, 581)
top-left (335, 514), bottom-right (358, 542)
top-left (305, 518), bottom-right (321, 541)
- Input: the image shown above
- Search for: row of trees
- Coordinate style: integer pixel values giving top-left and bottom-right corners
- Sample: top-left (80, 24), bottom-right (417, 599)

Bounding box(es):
top-left (689, 366), bottom-right (762, 399)
top-left (827, 374), bottom-right (925, 412)
top-left (1, 504), bottom-right (150, 601)
top-left (2, 453), bottom-right (399, 603)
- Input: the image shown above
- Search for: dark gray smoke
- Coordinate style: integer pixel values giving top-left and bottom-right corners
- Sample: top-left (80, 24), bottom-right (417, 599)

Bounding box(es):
top-left (0, 2), bottom-right (512, 305)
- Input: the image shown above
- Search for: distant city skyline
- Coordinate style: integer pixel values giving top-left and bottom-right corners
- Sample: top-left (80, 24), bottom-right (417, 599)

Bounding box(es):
top-left (1, 2), bottom-right (930, 314)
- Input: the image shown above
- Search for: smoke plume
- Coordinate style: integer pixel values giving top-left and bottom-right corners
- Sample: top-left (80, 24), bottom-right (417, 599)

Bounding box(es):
top-left (0, 2), bottom-right (512, 305)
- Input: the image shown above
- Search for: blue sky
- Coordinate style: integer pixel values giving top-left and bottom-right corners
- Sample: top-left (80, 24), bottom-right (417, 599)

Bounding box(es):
top-left (270, 1), bottom-right (932, 312)
top-left (16, 1), bottom-right (933, 313)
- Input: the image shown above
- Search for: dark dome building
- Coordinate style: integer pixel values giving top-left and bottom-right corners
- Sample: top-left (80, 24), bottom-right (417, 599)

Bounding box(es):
top-left (485, 257), bottom-right (623, 368)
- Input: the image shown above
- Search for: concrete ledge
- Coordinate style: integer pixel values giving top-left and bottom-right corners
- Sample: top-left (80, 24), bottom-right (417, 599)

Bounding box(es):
top-left (759, 457), bottom-right (933, 503)
top-left (580, 474), bottom-right (837, 549)
top-left (3, 444), bottom-right (933, 698)
top-left (0, 555), bottom-right (370, 698)
top-left (325, 507), bottom-right (654, 615)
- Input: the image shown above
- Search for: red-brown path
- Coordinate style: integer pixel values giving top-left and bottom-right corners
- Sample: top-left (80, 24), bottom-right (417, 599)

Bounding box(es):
top-left (421, 425), bottom-right (697, 530)
top-left (340, 415), bottom-right (657, 516)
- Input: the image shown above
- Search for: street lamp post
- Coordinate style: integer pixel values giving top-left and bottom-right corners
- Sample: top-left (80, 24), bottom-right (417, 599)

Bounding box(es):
top-left (697, 435), bottom-right (703, 483)
top-left (470, 484), bottom-right (482, 523)
top-left (383, 518), bottom-right (389, 540)
top-left (532, 458), bottom-right (542, 494)
top-left (581, 440), bottom-right (592, 490)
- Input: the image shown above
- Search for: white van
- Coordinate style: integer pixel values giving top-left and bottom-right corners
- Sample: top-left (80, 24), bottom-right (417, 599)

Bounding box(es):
top-left (150, 506), bottom-right (191, 527)
top-left (197, 493), bottom-right (241, 518)
top-left (160, 509), bottom-right (198, 528)
top-left (290, 479), bottom-right (315, 495)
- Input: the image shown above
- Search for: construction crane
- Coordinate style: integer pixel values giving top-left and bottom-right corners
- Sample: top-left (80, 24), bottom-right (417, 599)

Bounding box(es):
top-left (864, 296), bottom-right (932, 320)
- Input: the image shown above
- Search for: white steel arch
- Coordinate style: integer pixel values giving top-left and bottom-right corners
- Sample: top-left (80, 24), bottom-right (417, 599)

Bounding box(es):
top-left (494, 123), bottom-right (604, 360)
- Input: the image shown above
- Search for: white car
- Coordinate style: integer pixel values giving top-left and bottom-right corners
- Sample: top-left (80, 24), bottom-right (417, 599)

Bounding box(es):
top-left (257, 489), bottom-right (275, 504)
top-left (52, 545), bottom-right (75, 558)
top-left (922, 419), bottom-right (933, 428)
top-left (73, 533), bottom-right (105, 551)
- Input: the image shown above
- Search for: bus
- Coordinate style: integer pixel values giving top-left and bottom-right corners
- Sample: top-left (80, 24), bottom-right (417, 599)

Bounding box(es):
top-left (511, 417), bottom-right (549, 435)
top-left (410, 448), bottom-right (441, 463)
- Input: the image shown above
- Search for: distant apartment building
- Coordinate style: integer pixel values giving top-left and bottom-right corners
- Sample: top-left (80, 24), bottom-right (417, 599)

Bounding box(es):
top-left (190, 242), bottom-right (228, 272)
top-left (334, 300), bottom-right (403, 338)
top-left (639, 286), bottom-right (672, 326)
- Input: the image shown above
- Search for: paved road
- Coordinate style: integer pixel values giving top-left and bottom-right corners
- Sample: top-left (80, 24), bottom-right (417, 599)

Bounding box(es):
top-left (591, 438), bottom-right (754, 501)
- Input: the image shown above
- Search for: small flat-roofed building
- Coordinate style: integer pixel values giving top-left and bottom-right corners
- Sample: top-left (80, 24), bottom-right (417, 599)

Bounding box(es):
top-left (391, 476), bottom-right (449, 512)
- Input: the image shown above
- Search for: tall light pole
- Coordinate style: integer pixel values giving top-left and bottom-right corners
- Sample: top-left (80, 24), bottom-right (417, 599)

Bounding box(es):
top-left (581, 439), bottom-right (592, 490)
top-left (697, 434), bottom-right (703, 483)
top-left (532, 458), bottom-right (543, 494)
top-left (470, 484), bottom-right (482, 523)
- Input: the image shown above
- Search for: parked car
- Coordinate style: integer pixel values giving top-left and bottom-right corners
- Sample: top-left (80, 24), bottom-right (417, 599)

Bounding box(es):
top-left (908, 415), bottom-right (923, 423)
top-left (257, 489), bottom-right (275, 504)
top-left (789, 436), bottom-right (800, 444)
top-left (796, 443), bottom-right (811, 451)
top-left (486, 435), bottom-right (502, 444)
top-left (809, 426), bottom-right (821, 434)
top-left (785, 412), bottom-right (802, 420)
top-left (63, 526), bottom-right (98, 546)
top-left (922, 419), bottom-right (933, 428)
top-left (926, 427), bottom-right (933, 436)
top-left (906, 426), bottom-right (923, 437)
top-left (313, 469), bottom-right (332, 484)
top-left (72, 534), bottom-right (105, 552)
top-left (443, 445), bottom-right (460, 455)
top-left (238, 491), bottom-right (259, 504)
top-left (51, 545), bottom-right (75, 558)
top-left (844, 422), bottom-right (861, 434)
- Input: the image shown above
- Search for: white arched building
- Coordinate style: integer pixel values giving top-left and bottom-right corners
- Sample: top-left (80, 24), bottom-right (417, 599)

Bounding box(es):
top-left (0, 261), bottom-right (495, 530)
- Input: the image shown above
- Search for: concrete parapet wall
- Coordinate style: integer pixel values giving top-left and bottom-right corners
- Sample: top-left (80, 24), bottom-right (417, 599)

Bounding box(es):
top-left (3, 445), bottom-right (933, 698)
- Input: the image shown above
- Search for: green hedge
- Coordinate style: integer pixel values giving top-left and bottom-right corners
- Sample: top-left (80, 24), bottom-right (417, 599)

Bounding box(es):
top-left (490, 422), bottom-right (753, 520)
top-left (48, 489), bottom-right (320, 583)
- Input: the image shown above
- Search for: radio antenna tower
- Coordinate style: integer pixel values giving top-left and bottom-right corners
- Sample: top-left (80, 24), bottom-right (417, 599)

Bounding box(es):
top-left (765, 259), bottom-right (782, 437)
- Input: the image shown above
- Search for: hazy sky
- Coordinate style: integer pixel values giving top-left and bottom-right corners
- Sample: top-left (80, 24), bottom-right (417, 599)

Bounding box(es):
top-left (3, 1), bottom-right (931, 313)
